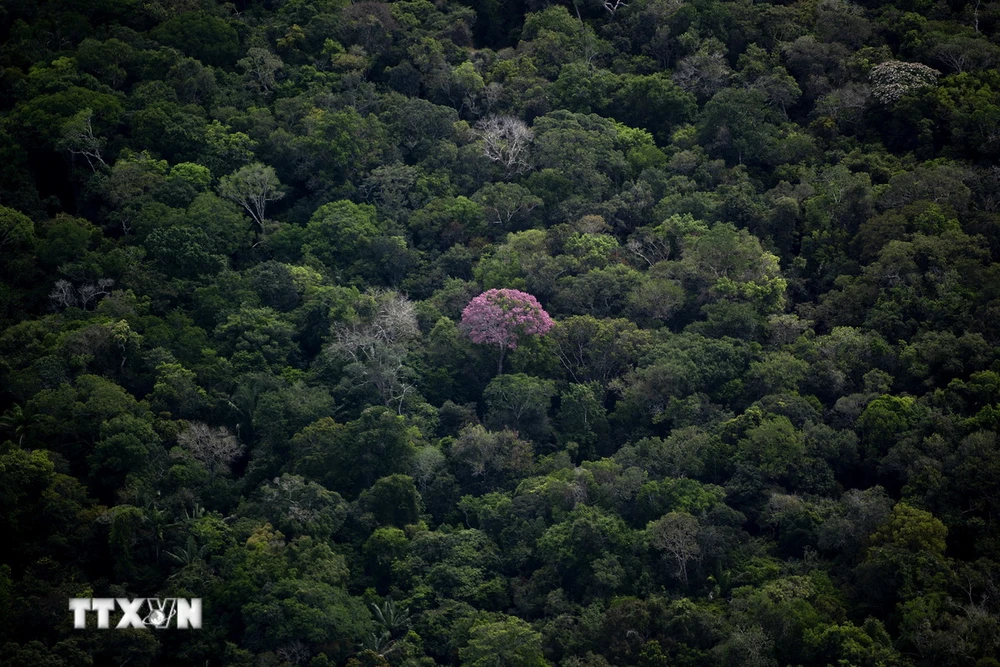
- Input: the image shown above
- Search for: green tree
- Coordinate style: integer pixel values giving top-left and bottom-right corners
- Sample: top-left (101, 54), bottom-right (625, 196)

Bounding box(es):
top-left (698, 88), bottom-right (780, 167)
top-left (88, 414), bottom-right (159, 494)
top-left (251, 474), bottom-right (347, 540)
top-left (151, 12), bottom-right (240, 67)
top-left (241, 560), bottom-right (370, 660)
top-left (677, 222), bottom-right (787, 314)
top-left (460, 615), bottom-right (547, 667)
top-left (357, 474), bottom-right (423, 528)
top-left (557, 382), bottom-right (610, 459)
top-left (550, 316), bottom-right (647, 384)
top-left (856, 395), bottom-right (923, 460)
top-left (302, 200), bottom-right (387, 280)
top-left (804, 619), bottom-right (906, 667)
top-left (484, 373), bottom-right (556, 443)
top-left (408, 196), bottom-right (485, 251)
top-left (450, 425), bottom-right (534, 493)
top-left (857, 503), bottom-right (951, 611)
top-left (736, 414), bottom-right (805, 480)
top-left (15, 83), bottom-right (123, 150)
top-left (215, 306), bottom-right (297, 371)
top-left (531, 111), bottom-right (630, 207)
top-left (472, 183), bottom-right (543, 231)
top-left (0, 206), bottom-right (37, 283)
top-left (293, 408), bottom-right (415, 497)
top-left (218, 163), bottom-right (285, 237)
top-left (537, 504), bottom-right (634, 595)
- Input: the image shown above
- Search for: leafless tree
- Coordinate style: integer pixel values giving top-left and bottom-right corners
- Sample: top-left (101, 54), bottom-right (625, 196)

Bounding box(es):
top-left (78, 278), bottom-right (116, 308)
top-left (275, 641), bottom-right (310, 666)
top-left (333, 290), bottom-right (419, 361)
top-left (482, 82), bottom-right (503, 115)
top-left (330, 290), bottom-right (420, 412)
top-left (178, 422), bottom-right (243, 477)
top-left (673, 43), bottom-right (733, 98)
top-left (647, 511), bottom-right (701, 584)
top-left (974, 166), bottom-right (1000, 212)
top-left (626, 226), bottom-right (672, 267)
top-left (936, 42), bottom-right (973, 73)
top-left (49, 278), bottom-right (115, 310)
top-left (476, 115), bottom-right (534, 176)
top-left (934, 35), bottom-right (1000, 74)
top-left (49, 280), bottom-right (77, 309)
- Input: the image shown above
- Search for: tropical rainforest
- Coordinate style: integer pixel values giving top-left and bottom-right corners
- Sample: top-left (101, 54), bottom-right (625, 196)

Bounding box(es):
top-left (1, 0), bottom-right (1000, 664)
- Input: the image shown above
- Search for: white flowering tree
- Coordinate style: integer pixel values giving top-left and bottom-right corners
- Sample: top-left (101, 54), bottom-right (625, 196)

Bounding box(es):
top-left (869, 60), bottom-right (940, 104)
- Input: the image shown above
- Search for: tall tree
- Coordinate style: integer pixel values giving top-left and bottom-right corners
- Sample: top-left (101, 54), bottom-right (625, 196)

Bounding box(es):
top-left (460, 289), bottom-right (554, 373)
top-left (218, 163), bottom-right (285, 237)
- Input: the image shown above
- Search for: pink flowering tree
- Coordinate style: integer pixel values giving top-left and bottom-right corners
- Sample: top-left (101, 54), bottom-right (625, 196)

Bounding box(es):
top-left (460, 288), bottom-right (554, 373)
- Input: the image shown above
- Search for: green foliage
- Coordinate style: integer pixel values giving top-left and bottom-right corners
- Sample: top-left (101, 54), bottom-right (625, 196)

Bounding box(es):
top-left (857, 394), bottom-right (923, 459)
top-left (460, 615), bottom-right (546, 667)
top-left (409, 196), bottom-right (485, 250)
top-left (0, 206), bottom-right (38, 283)
top-left (302, 200), bottom-right (388, 280)
top-left (1, 0), bottom-right (999, 664)
top-left (857, 503), bottom-right (952, 610)
top-left (558, 382), bottom-right (610, 458)
top-left (678, 222), bottom-right (788, 313)
top-left (293, 407), bottom-right (416, 497)
top-left (89, 413), bottom-right (159, 492)
top-left (249, 474), bottom-right (348, 540)
top-left (483, 373), bottom-right (556, 443)
top-left (736, 414), bottom-right (806, 480)
top-left (357, 474), bottom-right (423, 528)
top-left (151, 13), bottom-right (240, 68)
top-left (449, 424), bottom-right (534, 493)
top-left (215, 306), bottom-right (296, 371)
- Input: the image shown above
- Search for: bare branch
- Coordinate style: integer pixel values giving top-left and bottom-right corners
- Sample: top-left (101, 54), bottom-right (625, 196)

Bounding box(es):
top-left (218, 162), bottom-right (285, 233)
top-left (178, 422), bottom-right (243, 477)
top-left (59, 108), bottom-right (107, 172)
top-left (475, 116), bottom-right (534, 176)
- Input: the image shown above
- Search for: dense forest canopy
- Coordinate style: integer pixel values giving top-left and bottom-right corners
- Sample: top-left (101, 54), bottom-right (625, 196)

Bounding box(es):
top-left (1, 0), bottom-right (1000, 664)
